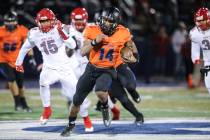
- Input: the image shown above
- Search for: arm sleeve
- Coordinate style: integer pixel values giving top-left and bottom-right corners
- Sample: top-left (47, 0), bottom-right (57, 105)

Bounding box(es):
top-left (191, 40), bottom-right (200, 63)
top-left (15, 38), bottom-right (35, 66)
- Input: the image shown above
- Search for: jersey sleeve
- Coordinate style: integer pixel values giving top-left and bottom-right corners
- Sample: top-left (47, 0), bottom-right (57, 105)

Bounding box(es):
top-left (123, 28), bottom-right (132, 42)
top-left (190, 29), bottom-right (200, 63)
top-left (16, 30), bottom-right (35, 66)
top-left (20, 25), bottom-right (29, 40)
top-left (83, 26), bottom-right (92, 39)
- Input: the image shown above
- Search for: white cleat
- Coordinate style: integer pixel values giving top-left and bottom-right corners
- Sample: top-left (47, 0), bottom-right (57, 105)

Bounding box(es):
top-left (40, 116), bottom-right (48, 125)
top-left (85, 126), bottom-right (94, 133)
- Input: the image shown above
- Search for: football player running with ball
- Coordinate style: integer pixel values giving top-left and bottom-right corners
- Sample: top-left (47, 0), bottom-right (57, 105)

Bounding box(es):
top-left (60, 7), bottom-right (143, 137)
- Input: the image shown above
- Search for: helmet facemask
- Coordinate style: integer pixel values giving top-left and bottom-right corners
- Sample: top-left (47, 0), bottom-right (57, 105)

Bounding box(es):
top-left (35, 8), bottom-right (56, 33)
top-left (37, 19), bottom-right (56, 33)
top-left (72, 17), bottom-right (87, 32)
top-left (71, 8), bottom-right (88, 32)
top-left (99, 7), bottom-right (121, 36)
top-left (194, 8), bottom-right (210, 31)
top-left (4, 11), bottom-right (18, 32)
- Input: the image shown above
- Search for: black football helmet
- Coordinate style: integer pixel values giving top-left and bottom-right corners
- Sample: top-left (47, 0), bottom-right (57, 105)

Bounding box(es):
top-left (4, 11), bottom-right (18, 32)
top-left (99, 7), bottom-right (121, 36)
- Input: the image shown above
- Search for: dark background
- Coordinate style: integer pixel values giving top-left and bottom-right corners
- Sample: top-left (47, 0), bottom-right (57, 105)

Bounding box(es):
top-left (0, 0), bottom-right (209, 84)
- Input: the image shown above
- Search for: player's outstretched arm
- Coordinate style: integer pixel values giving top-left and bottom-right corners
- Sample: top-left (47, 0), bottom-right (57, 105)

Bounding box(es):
top-left (15, 39), bottom-right (34, 69)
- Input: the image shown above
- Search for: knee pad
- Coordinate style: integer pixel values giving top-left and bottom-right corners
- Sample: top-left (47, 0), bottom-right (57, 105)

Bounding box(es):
top-left (73, 94), bottom-right (83, 107)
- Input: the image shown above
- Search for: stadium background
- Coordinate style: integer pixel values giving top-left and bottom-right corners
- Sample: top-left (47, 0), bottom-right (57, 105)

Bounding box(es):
top-left (0, 0), bottom-right (210, 84)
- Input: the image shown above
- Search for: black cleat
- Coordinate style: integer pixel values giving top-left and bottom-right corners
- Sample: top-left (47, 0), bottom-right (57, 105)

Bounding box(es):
top-left (60, 123), bottom-right (75, 137)
top-left (135, 113), bottom-right (144, 126)
top-left (130, 92), bottom-right (141, 103)
top-left (101, 107), bottom-right (111, 127)
top-left (94, 101), bottom-right (102, 112)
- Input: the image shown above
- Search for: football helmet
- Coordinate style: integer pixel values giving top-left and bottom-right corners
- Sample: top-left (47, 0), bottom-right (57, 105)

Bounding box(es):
top-left (99, 7), bottom-right (121, 36)
top-left (35, 8), bottom-right (56, 33)
top-left (4, 11), bottom-right (18, 32)
top-left (94, 10), bottom-right (102, 25)
top-left (194, 7), bottom-right (210, 31)
top-left (70, 7), bottom-right (88, 32)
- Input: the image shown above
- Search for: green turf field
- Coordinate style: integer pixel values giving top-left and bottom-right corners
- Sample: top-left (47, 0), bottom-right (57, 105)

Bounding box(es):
top-left (0, 87), bottom-right (210, 121)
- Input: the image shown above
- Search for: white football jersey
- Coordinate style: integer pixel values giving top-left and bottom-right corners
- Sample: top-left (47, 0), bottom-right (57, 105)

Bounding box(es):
top-left (190, 27), bottom-right (210, 66)
top-left (68, 25), bottom-right (88, 64)
top-left (16, 26), bottom-right (76, 69)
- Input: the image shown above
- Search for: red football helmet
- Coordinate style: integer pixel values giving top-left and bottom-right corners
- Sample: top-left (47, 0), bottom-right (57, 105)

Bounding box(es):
top-left (70, 8), bottom-right (88, 32)
top-left (35, 8), bottom-right (56, 33)
top-left (194, 7), bottom-right (210, 31)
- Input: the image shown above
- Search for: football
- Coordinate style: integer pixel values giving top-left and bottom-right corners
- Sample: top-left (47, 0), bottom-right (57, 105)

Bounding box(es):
top-left (120, 46), bottom-right (137, 63)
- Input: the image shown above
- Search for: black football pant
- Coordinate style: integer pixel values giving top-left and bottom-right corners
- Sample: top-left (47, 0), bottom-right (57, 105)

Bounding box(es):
top-left (73, 63), bottom-right (116, 106)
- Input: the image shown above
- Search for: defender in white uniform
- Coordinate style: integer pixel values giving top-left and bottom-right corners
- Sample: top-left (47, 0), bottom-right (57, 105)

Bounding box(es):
top-left (190, 7), bottom-right (210, 95)
top-left (15, 8), bottom-right (93, 132)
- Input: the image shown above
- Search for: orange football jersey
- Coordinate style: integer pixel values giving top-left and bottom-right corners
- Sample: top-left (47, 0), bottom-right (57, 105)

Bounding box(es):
top-left (84, 24), bottom-right (131, 68)
top-left (0, 25), bottom-right (28, 67)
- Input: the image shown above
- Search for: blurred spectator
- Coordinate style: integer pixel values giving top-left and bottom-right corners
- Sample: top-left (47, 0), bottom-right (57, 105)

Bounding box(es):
top-left (172, 21), bottom-right (188, 78)
top-left (181, 35), bottom-right (194, 88)
top-left (152, 25), bottom-right (171, 75)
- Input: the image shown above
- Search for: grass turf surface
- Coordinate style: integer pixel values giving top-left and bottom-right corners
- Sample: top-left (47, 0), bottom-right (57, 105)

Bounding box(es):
top-left (0, 87), bottom-right (210, 121)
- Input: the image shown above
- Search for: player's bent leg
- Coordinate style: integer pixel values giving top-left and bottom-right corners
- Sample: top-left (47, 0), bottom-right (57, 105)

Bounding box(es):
top-left (96, 91), bottom-right (111, 127)
top-left (95, 73), bottom-right (112, 127)
top-left (117, 64), bottom-right (141, 103)
top-left (61, 104), bottom-right (79, 137)
top-left (79, 98), bottom-right (94, 132)
top-left (118, 95), bottom-right (144, 125)
top-left (39, 68), bottom-right (59, 125)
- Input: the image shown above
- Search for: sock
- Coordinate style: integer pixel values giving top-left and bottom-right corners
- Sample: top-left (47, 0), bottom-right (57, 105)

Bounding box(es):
top-left (69, 116), bottom-right (77, 125)
top-left (13, 95), bottom-right (21, 107)
top-left (20, 97), bottom-right (28, 108)
top-left (120, 99), bottom-right (140, 118)
top-left (101, 100), bottom-right (108, 109)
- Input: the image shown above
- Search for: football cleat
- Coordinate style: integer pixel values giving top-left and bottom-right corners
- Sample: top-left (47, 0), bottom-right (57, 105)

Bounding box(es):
top-left (23, 107), bottom-right (32, 113)
top-left (15, 105), bottom-right (22, 111)
top-left (39, 107), bottom-right (52, 125)
top-left (83, 116), bottom-right (94, 132)
top-left (135, 112), bottom-right (144, 126)
top-left (60, 123), bottom-right (75, 137)
top-left (111, 106), bottom-right (120, 120)
top-left (130, 92), bottom-right (141, 103)
top-left (101, 106), bottom-right (111, 127)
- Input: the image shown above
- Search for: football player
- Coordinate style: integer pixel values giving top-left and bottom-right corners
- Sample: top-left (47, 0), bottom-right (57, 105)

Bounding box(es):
top-left (190, 7), bottom-right (210, 94)
top-left (60, 7), bottom-right (143, 137)
top-left (94, 9), bottom-right (143, 122)
top-left (15, 8), bottom-right (93, 132)
top-left (0, 11), bottom-right (33, 112)
top-left (68, 7), bottom-right (120, 120)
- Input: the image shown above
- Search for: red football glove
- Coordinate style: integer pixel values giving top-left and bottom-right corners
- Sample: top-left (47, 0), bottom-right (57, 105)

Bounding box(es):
top-left (57, 20), bottom-right (69, 40)
top-left (16, 65), bottom-right (24, 73)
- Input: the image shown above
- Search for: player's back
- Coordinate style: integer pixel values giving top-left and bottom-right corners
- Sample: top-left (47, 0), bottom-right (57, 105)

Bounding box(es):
top-left (190, 27), bottom-right (210, 66)
top-left (29, 27), bottom-right (73, 69)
